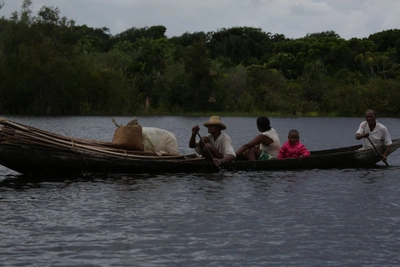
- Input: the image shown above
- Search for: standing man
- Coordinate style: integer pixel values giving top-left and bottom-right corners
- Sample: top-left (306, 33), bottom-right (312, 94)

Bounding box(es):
top-left (356, 109), bottom-right (392, 163)
top-left (189, 116), bottom-right (236, 166)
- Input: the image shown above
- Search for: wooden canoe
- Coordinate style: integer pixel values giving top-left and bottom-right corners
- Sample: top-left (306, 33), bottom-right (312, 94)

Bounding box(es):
top-left (0, 118), bottom-right (399, 175)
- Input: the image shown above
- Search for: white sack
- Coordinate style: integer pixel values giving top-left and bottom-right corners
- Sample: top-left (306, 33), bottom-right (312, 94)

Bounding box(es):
top-left (142, 127), bottom-right (179, 156)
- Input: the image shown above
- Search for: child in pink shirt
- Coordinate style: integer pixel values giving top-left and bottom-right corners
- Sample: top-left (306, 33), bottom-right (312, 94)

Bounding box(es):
top-left (278, 129), bottom-right (310, 160)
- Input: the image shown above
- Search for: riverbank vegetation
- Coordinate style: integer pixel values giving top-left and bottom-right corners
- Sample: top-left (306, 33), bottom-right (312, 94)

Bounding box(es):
top-left (1, 0), bottom-right (400, 117)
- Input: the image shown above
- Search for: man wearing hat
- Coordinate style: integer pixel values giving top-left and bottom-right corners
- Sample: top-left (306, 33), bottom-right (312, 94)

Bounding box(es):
top-left (189, 116), bottom-right (236, 166)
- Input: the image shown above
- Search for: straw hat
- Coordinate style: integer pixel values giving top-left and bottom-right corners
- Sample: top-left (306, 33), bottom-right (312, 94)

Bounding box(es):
top-left (203, 116), bottom-right (227, 130)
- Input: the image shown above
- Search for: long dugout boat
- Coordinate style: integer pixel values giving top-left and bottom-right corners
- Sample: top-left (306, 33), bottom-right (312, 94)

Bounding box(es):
top-left (0, 118), bottom-right (399, 176)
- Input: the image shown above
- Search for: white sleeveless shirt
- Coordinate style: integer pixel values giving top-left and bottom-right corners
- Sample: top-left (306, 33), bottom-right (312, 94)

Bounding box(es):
top-left (259, 128), bottom-right (281, 159)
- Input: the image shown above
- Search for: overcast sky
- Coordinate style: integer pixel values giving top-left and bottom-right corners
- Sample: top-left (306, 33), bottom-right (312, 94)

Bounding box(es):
top-left (1, 0), bottom-right (400, 39)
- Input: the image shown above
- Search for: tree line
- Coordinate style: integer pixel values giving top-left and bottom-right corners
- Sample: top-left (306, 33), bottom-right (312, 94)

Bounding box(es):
top-left (1, 0), bottom-right (400, 116)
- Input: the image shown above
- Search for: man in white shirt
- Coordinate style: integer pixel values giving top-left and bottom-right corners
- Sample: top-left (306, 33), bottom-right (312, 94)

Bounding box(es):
top-left (189, 116), bottom-right (236, 166)
top-left (356, 109), bottom-right (392, 163)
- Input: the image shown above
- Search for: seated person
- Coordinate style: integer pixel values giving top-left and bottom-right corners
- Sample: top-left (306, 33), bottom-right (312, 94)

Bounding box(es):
top-left (355, 109), bottom-right (392, 163)
top-left (235, 116), bottom-right (281, 160)
top-left (278, 129), bottom-right (310, 160)
top-left (189, 116), bottom-right (236, 166)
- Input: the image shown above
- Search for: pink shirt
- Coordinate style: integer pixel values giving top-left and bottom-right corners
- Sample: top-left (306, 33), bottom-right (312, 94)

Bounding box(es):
top-left (278, 141), bottom-right (310, 159)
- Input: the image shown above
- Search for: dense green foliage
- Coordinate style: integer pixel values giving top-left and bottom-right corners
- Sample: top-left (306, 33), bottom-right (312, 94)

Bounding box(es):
top-left (1, 1), bottom-right (400, 116)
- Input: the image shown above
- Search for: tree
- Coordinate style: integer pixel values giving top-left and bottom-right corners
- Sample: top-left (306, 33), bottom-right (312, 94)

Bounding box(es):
top-left (113, 25), bottom-right (166, 45)
top-left (207, 27), bottom-right (272, 66)
top-left (369, 29), bottom-right (400, 53)
top-left (182, 40), bottom-right (216, 111)
top-left (124, 37), bottom-right (175, 109)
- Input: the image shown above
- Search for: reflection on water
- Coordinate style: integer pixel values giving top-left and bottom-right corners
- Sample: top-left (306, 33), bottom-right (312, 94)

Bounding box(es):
top-left (1, 116), bottom-right (400, 266)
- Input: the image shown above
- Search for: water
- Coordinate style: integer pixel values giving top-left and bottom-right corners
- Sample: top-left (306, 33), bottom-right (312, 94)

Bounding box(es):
top-left (1, 115), bottom-right (400, 266)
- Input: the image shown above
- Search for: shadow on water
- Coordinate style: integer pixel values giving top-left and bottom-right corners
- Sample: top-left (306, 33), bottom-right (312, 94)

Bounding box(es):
top-left (0, 172), bottom-right (157, 190)
top-left (0, 169), bottom-right (244, 191)
top-left (0, 174), bottom-right (73, 190)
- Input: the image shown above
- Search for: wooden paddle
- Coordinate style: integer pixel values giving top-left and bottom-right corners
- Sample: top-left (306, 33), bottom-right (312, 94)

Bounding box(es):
top-left (367, 136), bottom-right (389, 166)
top-left (197, 133), bottom-right (213, 159)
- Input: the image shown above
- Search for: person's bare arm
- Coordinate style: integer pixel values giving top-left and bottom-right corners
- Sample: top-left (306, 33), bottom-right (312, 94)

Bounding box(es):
top-left (382, 144), bottom-right (392, 162)
top-left (213, 154), bottom-right (236, 166)
top-left (356, 133), bottom-right (369, 140)
top-left (235, 134), bottom-right (273, 156)
top-left (189, 125), bottom-right (200, 148)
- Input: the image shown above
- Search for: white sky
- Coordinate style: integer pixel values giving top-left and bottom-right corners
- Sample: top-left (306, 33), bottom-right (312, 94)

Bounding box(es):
top-left (1, 0), bottom-right (400, 39)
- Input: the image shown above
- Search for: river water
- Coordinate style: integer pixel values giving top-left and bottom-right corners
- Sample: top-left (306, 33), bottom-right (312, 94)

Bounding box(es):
top-left (1, 115), bottom-right (400, 267)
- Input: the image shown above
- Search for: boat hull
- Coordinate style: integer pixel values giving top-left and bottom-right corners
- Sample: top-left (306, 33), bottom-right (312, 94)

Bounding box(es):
top-left (0, 141), bottom-right (397, 175)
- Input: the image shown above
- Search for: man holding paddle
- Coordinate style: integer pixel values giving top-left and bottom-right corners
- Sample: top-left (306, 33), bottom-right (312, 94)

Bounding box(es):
top-left (356, 109), bottom-right (392, 165)
top-left (189, 116), bottom-right (236, 166)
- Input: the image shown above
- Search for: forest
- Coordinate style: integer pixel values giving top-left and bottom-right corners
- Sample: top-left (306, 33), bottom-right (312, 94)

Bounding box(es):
top-left (1, 0), bottom-right (400, 116)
